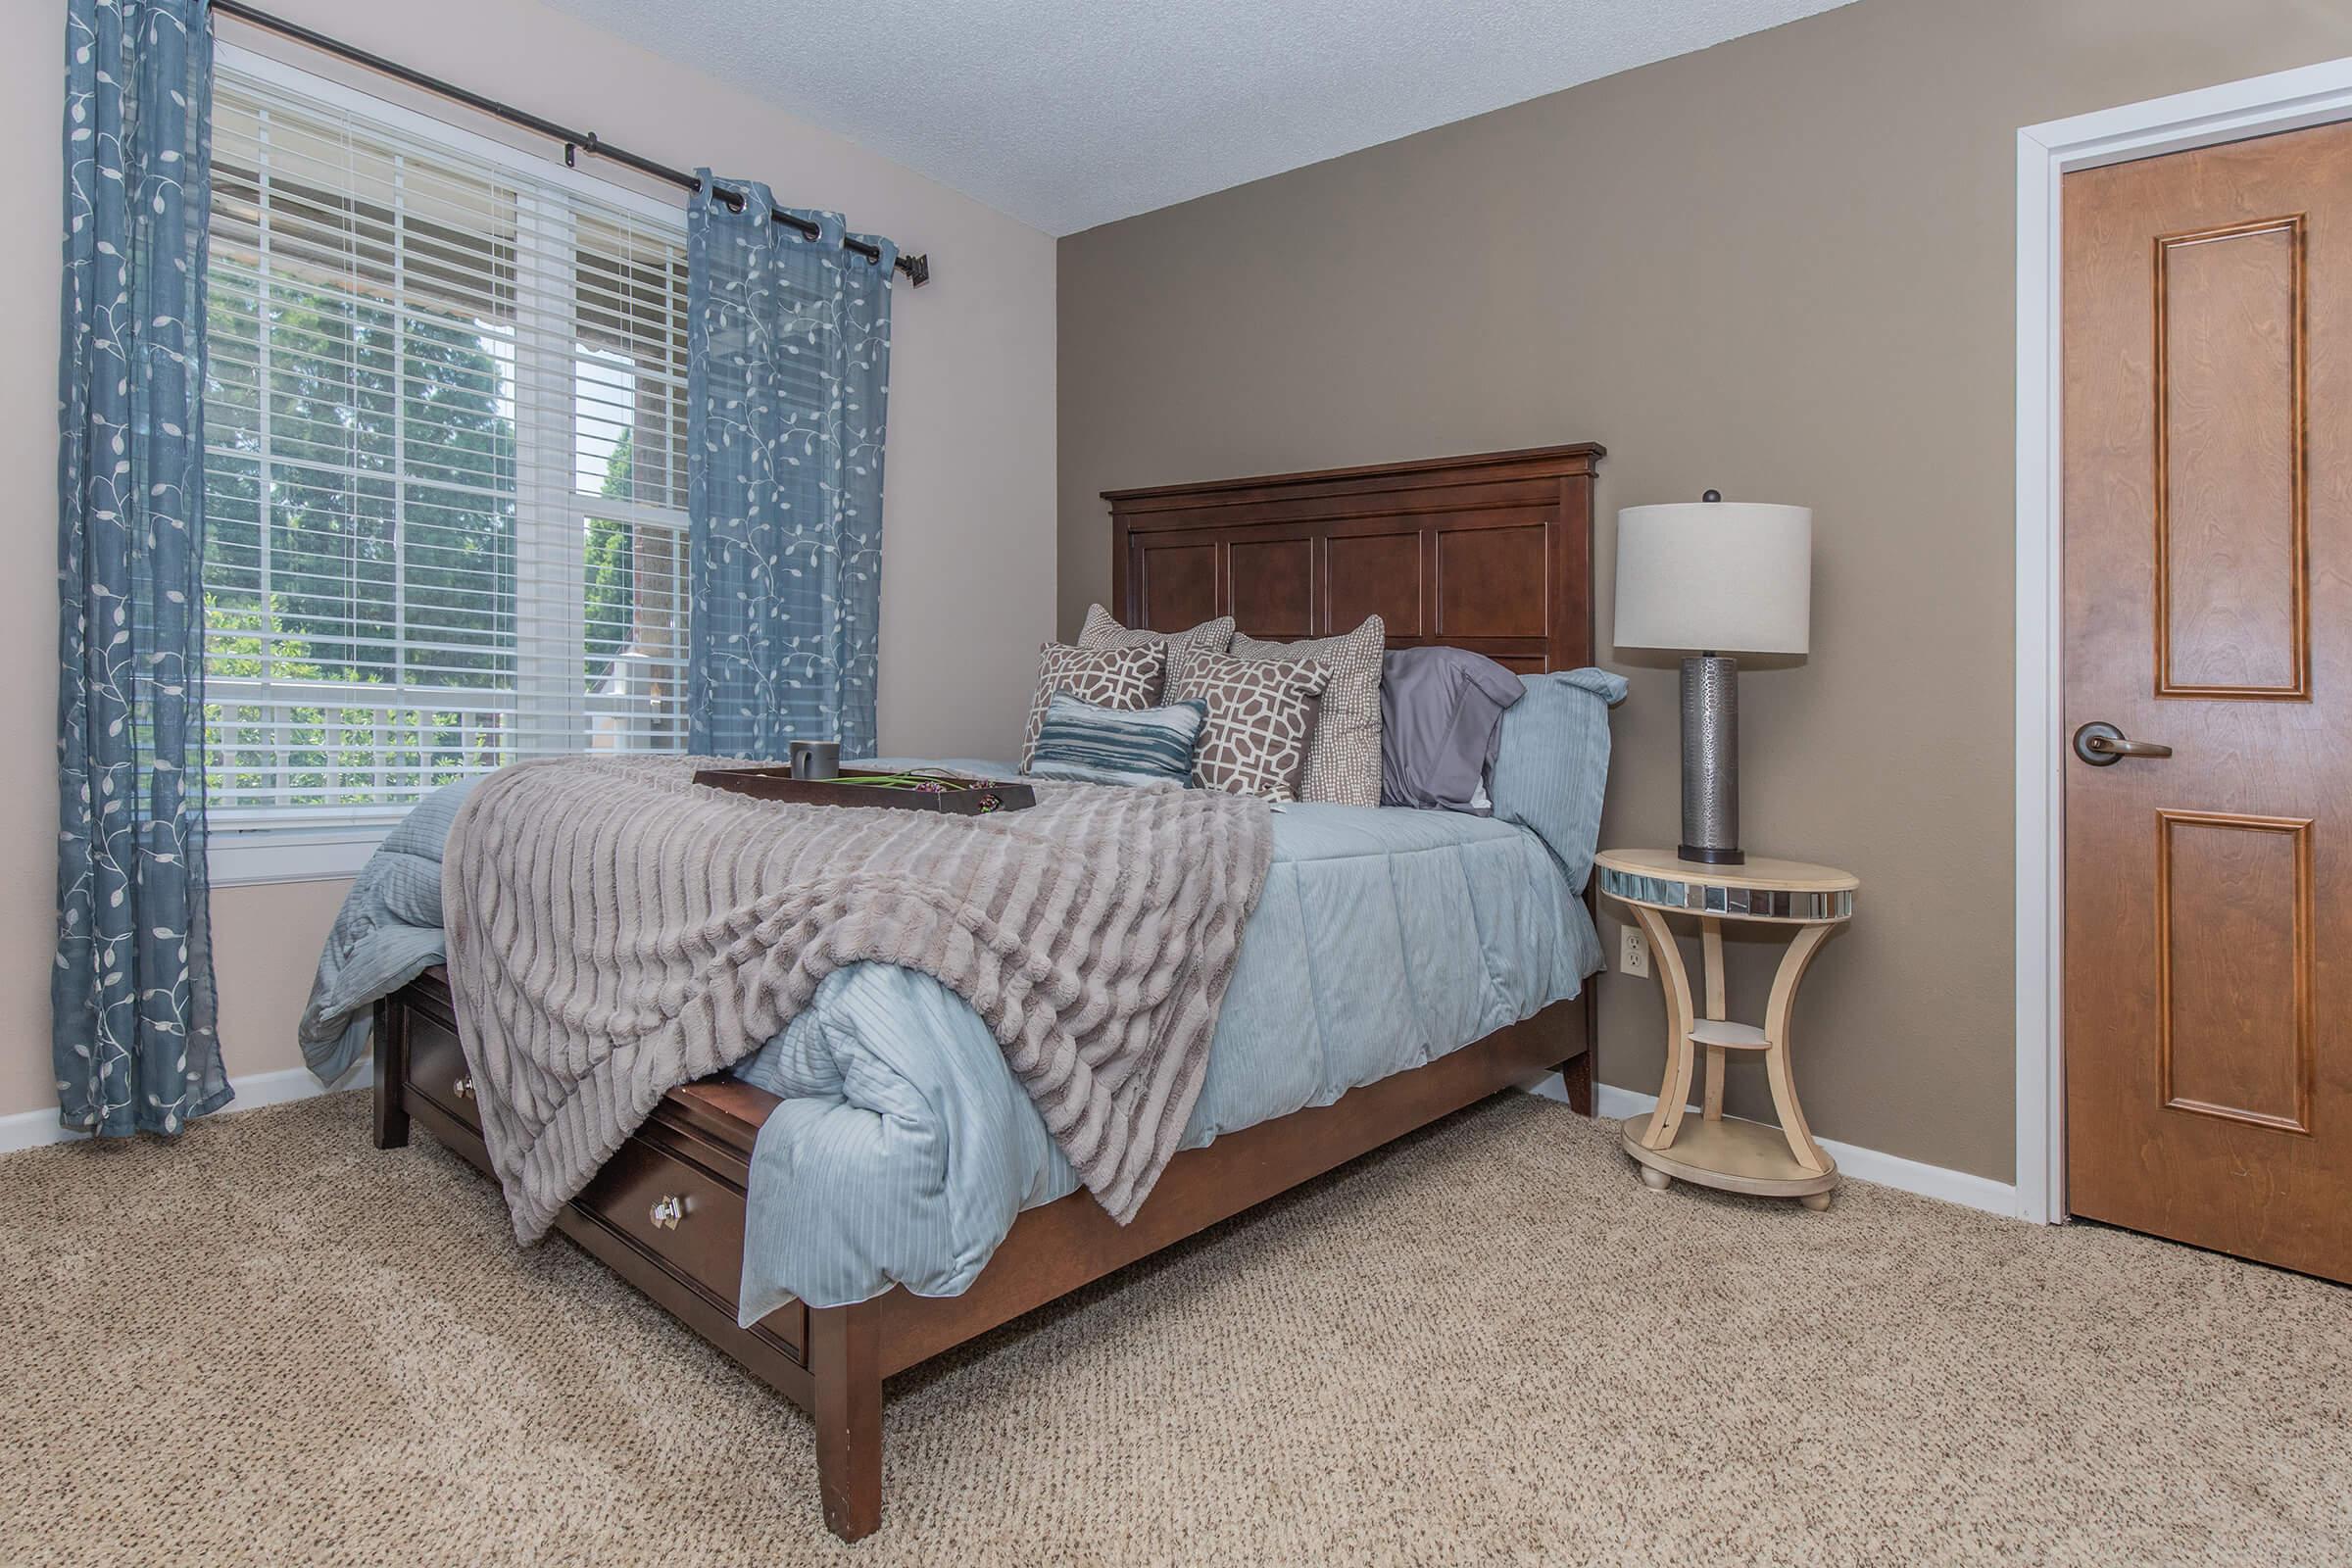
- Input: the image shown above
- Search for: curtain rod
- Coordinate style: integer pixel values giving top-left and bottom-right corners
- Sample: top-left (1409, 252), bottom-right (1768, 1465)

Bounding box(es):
top-left (208, 0), bottom-right (932, 286)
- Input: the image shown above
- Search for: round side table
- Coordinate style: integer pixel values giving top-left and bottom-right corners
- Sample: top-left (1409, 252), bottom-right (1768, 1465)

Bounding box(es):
top-left (1593, 848), bottom-right (1858, 1210)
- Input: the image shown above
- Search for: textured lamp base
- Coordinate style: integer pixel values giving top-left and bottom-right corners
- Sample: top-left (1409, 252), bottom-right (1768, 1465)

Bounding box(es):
top-left (1679, 655), bottom-right (1742, 865)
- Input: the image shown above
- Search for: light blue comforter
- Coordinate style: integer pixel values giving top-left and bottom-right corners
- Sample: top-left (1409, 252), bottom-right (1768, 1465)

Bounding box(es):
top-left (300, 769), bottom-right (1603, 1318)
top-left (732, 802), bottom-right (1601, 1317)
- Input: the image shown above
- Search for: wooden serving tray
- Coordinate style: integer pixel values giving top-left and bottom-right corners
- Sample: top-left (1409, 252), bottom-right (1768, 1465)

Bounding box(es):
top-left (693, 766), bottom-right (1036, 816)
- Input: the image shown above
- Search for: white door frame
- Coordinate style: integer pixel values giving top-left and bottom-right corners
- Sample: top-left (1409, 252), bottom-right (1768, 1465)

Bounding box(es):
top-left (2014, 57), bottom-right (2352, 1225)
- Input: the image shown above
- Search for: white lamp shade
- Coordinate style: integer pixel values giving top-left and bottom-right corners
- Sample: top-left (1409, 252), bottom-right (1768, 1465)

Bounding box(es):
top-left (1612, 501), bottom-right (1812, 656)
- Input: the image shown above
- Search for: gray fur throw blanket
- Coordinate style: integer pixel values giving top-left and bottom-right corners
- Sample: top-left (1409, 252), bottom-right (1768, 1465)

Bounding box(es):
top-left (441, 757), bottom-right (1274, 1242)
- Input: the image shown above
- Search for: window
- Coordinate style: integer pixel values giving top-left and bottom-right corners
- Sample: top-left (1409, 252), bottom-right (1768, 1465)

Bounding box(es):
top-left (202, 57), bottom-right (690, 833)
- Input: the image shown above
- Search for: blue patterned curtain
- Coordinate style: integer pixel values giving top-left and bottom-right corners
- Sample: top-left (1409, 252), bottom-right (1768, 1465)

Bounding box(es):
top-left (686, 177), bottom-right (894, 758)
top-left (55, 0), bottom-right (225, 1136)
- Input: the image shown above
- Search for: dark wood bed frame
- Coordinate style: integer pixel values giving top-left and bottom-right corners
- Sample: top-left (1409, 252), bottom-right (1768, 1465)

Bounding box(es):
top-left (372, 443), bottom-right (1606, 1543)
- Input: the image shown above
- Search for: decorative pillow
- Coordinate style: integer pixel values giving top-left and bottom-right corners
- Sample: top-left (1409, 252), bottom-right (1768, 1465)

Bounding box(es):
top-left (1171, 652), bottom-right (1333, 801)
top-left (1078, 604), bottom-right (1236, 697)
top-left (1379, 647), bottom-right (1527, 811)
top-left (1026, 693), bottom-right (1207, 788)
top-left (1021, 642), bottom-right (1164, 768)
top-left (1229, 614), bottom-right (1385, 806)
top-left (1488, 667), bottom-right (1629, 893)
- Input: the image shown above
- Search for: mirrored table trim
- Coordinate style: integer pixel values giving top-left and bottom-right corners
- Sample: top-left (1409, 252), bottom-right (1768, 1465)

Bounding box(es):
top-left (1597, 867), bottom-right (1854, 923)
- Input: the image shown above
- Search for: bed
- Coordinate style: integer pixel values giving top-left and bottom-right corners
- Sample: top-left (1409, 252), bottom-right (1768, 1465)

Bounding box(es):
top-left (362, 441), bottom-right (1608, 1541)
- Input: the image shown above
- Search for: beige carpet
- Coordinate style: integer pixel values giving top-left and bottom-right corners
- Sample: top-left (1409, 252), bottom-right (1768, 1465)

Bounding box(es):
top-left (2, 1091), bottom-right (2346, 1567)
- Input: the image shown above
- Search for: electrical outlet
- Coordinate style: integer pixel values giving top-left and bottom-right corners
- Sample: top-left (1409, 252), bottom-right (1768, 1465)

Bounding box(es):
top-left (1619, 924), bottom-right (1650, 978)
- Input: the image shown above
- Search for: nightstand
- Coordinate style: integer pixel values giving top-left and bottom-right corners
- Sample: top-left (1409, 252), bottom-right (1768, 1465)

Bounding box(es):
top-left (1593, 848), bottom-right (1858, 1210)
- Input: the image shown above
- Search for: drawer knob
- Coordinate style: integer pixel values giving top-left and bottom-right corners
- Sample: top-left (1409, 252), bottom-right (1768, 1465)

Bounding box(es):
top-left (452, 1075), bottom-right (474, 1101)
top-left (650, 1195), bottom-right (686, 1231)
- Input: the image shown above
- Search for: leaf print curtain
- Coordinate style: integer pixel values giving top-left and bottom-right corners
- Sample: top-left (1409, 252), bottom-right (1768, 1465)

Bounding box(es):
top-left (685, 177), bottom-right (894, 759)
top-left (55, 0), bottom-right (227, 1135)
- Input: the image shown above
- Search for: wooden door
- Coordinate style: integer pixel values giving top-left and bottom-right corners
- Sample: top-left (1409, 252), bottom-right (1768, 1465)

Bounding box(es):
top-left (2063, 122), bottom-right (2352, 1280)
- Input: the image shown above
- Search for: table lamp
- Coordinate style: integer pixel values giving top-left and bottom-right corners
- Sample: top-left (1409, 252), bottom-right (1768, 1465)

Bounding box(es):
top-left (1612, 492), bottom-right (1812, 865)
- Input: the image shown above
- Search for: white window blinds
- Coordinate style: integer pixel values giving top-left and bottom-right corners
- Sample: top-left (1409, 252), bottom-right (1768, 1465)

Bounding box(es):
top-left (202, 60), bottom-right (691, 827)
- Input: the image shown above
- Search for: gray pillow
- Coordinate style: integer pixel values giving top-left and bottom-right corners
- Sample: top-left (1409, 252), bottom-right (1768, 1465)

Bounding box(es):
top-left (1488, 667), bottom-right (1629, 893)
top-left (1379, 648), bottom-right (1527, 811)
top-left (1077, 604), bottom-right (1235, 696)
top-left (1230, 614), bottom-right (1386, 806)
top-left (1173, 651), bottom-right (1332, 801)
top-left (1020, 641), bottom-right (1165, 768)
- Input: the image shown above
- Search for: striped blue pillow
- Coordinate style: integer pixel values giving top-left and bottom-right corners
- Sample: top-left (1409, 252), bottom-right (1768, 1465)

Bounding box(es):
top-left (1026, 693), bottom-right (1206, 787)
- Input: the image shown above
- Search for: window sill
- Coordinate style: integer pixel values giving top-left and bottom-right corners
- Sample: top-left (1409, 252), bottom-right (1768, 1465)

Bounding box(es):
top-left (207, 824), bottom-right (391, 888)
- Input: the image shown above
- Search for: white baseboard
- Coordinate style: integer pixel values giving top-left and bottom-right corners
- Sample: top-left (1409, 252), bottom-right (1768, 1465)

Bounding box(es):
top-left (0, 1060), bottom-right (368, 1155)
top-left (9, 1059), bottom-right (2016, 1221)
top-left (1526, 1075), bottom-right (2021, 1219)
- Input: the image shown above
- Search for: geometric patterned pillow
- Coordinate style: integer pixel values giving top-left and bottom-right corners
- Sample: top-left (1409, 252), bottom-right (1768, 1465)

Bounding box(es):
top-left (1021, 641), bottom-right (1164, 768)
top-left (1077, 604), bottom-right (1236, 697)
top-left (1230, 613), bottom-right (1386, 806)
top-left (1171, 651), bottom-right (1333, 802)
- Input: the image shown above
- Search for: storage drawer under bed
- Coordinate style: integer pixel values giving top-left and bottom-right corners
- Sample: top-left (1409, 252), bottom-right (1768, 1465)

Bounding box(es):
top-left (564, 1109), bottom-right (807, 1361)
top-left (379, 973), bottom-right (807, 1366)
top-left (573, 1127), bottom-right (749, 1314)
top-left (400, 995), bottom-right (480, 1137)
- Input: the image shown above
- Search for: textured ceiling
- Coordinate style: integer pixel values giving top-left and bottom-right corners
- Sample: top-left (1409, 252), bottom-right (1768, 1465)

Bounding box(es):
top-left (544, 0), bottom-right (1857, 235)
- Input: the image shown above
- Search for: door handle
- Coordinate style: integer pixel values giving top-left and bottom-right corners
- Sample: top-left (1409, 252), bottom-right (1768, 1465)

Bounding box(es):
top-left (2074, 721), bottom-right (2173, 765)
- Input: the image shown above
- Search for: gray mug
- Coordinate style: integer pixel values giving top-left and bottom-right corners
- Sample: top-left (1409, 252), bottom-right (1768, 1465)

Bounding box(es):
top-left (789, 740), bottom-right (841, 781)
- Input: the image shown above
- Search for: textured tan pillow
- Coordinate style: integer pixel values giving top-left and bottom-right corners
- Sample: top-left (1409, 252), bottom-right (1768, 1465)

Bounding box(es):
top-left (1021, 642), bottom-right (1164, 768)
top-left (1172, 652), bottom-right (1333, 802)
top-left (1229, 614), bottom-right (1386, 806)
top-left (1078, 604), bottom-right (1236, 697)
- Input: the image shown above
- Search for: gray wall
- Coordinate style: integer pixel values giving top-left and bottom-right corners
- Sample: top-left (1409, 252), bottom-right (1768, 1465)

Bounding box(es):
top-left (1056, 0), bottom-right (2352, 1180)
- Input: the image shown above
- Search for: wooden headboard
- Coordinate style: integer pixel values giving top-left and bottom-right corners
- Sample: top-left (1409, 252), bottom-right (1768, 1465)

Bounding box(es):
top-left (1103, 444), bottom-right (1604, 672)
